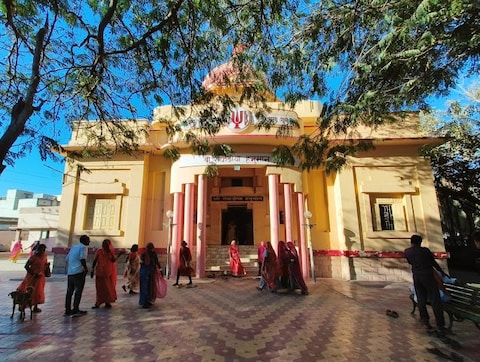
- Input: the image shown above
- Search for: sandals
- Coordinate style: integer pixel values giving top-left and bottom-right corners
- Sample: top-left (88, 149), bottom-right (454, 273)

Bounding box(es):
top-left (386, 310), bottom-right (399, 318)
top-left (93, 304), bottom-right (112, 309)
top-left (437, 334), bottom-right (462, 350)
top-left (427, 347), bottom-right (464, 361)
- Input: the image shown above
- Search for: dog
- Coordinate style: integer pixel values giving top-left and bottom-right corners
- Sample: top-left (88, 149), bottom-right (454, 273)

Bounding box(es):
top-left (8, 286), bottom-right (34, 321)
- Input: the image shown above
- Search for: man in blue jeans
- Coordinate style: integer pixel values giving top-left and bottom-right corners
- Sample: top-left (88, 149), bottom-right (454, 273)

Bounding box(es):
top-left (65, 234), bottom-right (90, 316)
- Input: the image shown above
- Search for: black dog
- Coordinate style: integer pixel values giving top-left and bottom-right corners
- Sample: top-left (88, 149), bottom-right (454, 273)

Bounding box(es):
top-left (8, 286), bottom-right (34, 321)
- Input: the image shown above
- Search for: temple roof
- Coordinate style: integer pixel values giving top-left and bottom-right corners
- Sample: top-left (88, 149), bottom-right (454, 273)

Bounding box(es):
top-left (201, 46), bottom-right (277, 101)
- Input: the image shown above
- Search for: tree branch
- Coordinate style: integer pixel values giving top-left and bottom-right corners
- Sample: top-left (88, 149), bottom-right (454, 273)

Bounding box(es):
top-left (104, 0), bottom-right (185, 57)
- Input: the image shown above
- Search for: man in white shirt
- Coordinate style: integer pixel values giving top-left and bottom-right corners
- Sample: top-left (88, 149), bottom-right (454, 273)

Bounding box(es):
top-left (64, 235), bottom-right (90, 316)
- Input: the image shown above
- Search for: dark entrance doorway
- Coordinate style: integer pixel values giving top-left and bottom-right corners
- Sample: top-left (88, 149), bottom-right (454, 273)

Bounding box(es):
top-left (222, 205), bottom-right (253, 245)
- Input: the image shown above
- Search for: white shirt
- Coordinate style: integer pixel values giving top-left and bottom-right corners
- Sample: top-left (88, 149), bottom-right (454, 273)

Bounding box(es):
top-left (65, 243), bottom-right (87, 275)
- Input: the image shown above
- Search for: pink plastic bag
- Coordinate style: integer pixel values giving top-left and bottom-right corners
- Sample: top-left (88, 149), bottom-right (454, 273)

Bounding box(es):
top-left (155, 268), bottom-right (167, 298)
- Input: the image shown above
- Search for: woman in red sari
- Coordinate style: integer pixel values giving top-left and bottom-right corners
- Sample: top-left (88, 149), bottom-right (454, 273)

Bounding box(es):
top-left (173, 240), bottom-right (194, 287)
top-left (261, 241), bottom-right (280, 291)
top-left (277, 240), bottom-right (290, 289)
top-left (91, 239), bottom-right (123, 308)
top-left (17, 244), bottom-right (48, 312)
top-left (229, 240), bottom-right (246, 276)
top-left (286, 241), bottom-right (308, 295)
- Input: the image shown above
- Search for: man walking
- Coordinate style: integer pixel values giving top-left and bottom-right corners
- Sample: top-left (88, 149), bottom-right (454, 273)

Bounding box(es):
top-left (65, 234), bottom-right (90, 316)
top-left (404, 234), bottom-right (447, 334)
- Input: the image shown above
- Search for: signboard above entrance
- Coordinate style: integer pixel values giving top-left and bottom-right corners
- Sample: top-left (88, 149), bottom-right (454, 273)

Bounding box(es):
top-left (179, 107), bottom-right (298, 133)
top-left (176, 154), bottom-right (276, 167)
top-left (212, 196), bottom-right (264, 202)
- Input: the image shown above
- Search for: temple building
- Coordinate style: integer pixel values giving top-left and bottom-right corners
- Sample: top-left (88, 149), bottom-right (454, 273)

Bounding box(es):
top-left (54, 55), bottom-right (447, 281)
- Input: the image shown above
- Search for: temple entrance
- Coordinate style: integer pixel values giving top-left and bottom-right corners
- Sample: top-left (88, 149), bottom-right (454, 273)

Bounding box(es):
top-left (221, 205), bottom-right (253, 245)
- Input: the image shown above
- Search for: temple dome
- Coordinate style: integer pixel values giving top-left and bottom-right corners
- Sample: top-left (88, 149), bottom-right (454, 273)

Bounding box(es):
top-left (202, 46), bottom-right (276, 101)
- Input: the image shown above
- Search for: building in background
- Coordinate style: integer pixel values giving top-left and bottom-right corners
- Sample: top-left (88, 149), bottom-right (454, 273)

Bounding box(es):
top-left (55, 56), bottom-right (446, 282)
top-left (0, 189), bottom-right (60, 251)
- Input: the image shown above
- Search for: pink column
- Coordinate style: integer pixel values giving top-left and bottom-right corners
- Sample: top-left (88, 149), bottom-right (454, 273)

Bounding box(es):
top-left (268, 174), bottom-right (280, 252)
top-left (283, 183), bottom-right (293, 243)
top-left (171, 191), bottom-right (184, 277)
top-left (297, 192), bottom-right (309, 279)
top-left (196, 174), bottom-right (207, 278)
top-left (183, 183), bottom-right (195, 245)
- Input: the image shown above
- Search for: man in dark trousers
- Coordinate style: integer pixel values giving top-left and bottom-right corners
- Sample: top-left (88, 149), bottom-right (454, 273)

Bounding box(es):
top-left (64, 234), bottom-right (90, 316)
top-left (404, 234), bottom-right (447, 334)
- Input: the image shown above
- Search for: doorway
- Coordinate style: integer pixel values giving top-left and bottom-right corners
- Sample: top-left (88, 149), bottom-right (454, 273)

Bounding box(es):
top-left (221, 205), bottom-right (253, 245)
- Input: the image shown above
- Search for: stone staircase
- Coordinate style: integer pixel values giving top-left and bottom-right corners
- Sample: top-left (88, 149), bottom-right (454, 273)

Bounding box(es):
top-left (206, 245), bottom-right (259, 276)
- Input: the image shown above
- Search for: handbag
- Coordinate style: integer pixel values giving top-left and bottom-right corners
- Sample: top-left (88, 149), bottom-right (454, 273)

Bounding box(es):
top-left (155, 268), bottom-right (167, 298)
top-left (44, 262), bottom-right (51, 277)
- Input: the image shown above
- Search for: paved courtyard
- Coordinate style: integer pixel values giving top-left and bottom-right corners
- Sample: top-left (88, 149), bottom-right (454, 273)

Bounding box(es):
top-left (1, 256), bottom-right (479, 361)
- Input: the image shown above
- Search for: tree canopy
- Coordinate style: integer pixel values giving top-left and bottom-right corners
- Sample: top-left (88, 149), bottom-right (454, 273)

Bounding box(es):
top-left (421, 86), bottom-right (480, 238)
top-left (0, 0), bottom-right (478, 174)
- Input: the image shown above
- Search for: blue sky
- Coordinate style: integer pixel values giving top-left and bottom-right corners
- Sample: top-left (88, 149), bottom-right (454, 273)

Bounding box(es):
top-left (0, 152), bottom-right (65, 196)
top-left (0, 77), bottom-right (475, 198)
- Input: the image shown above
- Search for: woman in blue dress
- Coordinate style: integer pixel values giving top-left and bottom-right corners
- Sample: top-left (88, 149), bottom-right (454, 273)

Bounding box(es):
top-left (139, 242), bottom-right (161, 308)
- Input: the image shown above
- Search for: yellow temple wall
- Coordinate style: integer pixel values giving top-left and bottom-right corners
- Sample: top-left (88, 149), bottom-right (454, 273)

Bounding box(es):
top-left (57, 155), bottom-right (149, 250)
top-left (54, 107), bottom-right (446, 281)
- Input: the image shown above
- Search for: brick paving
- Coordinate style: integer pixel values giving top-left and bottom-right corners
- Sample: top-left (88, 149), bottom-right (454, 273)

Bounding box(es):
top-left (0, 260), bottom-right (479, 361)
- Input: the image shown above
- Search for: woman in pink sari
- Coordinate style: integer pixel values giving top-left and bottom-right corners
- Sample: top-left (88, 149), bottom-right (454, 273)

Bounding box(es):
top-left (229, 240), bottom-right (246, 276)
top-left (17, 244), bottom-right (48, 312)
top-left (9, 239), bottom-right (23, 263)
top-left (91, 239), bottom-right (123, 308)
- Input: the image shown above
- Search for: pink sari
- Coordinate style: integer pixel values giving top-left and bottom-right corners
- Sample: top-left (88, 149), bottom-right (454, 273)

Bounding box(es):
top-left (9, 240), bottom-right (23, 262)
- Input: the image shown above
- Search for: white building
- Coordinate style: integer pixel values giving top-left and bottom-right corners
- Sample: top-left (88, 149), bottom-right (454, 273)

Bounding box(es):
top-left (0, 189), bottom-right (60, 251)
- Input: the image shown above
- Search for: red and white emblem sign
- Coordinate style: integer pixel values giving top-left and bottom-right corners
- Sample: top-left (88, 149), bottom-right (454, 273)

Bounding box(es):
top-left (228, 108), bottom-right (252, 132)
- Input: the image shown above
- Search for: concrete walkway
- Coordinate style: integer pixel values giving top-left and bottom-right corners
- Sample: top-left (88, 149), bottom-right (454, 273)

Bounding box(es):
top-left (0, 256), bottom-right (479, 361)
